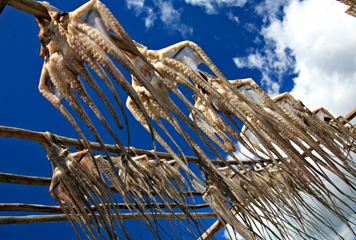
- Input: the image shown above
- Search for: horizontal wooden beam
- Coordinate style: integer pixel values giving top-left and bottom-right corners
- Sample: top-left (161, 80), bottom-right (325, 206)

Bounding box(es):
top-left (0, 125), bottom-right (267, 167)
top-left (0, 212), bottom-right (217, 225)
top-left (0, 172), bottom-right (204, 198)
top-left (0, 173), bottom-right (51, 186)
top-left (0, 203), bottom-right (210, 214)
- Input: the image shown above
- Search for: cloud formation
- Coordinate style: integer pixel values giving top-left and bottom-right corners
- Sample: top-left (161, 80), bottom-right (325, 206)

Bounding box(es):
top-left (233, 46), bottom-right (295, 96)
top-left (227, 0), bottom-right (356, 238)
top-left (126, 0), bottom-right (145, 12)
top-left (125, 0), bottom-right (193, 36)
top-left (234, 0), bottom-right (356, 117)
top-left (227, 11), bottom-right (240, 24)
top-left (185, 0), bottom-right (247, 14)
top-left (157, 0), bottom-right (193, 36)
top-left (282, 0), bottom-right (356, 116)
top-left (125, 0), bottom-right (247, 36)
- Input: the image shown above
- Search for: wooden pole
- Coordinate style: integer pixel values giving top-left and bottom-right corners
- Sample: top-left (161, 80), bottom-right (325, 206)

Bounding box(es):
top-left (345, 108), bottom-right (356, 122)
top-left (0, 203), bottom-right (210, 214)
top-left (0, 125), bottom-right (265, 166)
top-left (0, 172), bottom-right (204, 197)
top-left (0, 212), bottom-right (217, 225)
top-left (0, 172), bottom-right (51, 186)
top-left (198, 219), bottom-right (224, 240)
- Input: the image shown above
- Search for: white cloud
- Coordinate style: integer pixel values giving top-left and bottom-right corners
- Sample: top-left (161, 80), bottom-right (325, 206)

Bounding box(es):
top-left (156, 0), bottom-right (193, 36)
top-left (227, 11), bottom-right (240, 24)
top-left (143, 7), bottom-right (157, 28)
top-left (255, 0), bottom-right (290, 22)
top-left (125, 0), bottom-right (247, 36)
top-left (228, 2), bottom-right (356, 237)
top-left (234, 0), bottom-right (356, 117)
top-left (233, 46), bottom-right (295, 96)
top-left (185, 0), bottom-right (247, 14)
top-left (125, 0), bottom-right (193, 36)
top-left (243, 22), bottom-right (258, 33)
top-left (281, 0), bottom-right (356, 117)
top-left (224, 225), bottom-right (244, 240)
top-left (159, 1), bottom-right (180, 23)
top-left (126, 0), bottom-right (158, 28)
top-left (126, 0), bottom-right (145, 13)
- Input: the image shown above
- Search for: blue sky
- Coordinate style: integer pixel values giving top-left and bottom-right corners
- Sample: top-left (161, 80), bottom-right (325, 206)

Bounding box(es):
top-left (1, 0), bottom-right (356, 239)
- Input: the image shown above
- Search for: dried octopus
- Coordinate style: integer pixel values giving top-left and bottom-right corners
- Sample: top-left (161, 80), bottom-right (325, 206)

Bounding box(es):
top-left (40, 132), bottom-right (128, 239)
top-left (41, 130), bottom-right (210, 239)
top-left (121, 38), bottom-right (356, 239)
top-left (35, 1), bottom-right (205, 239)
top-left (33, 1), bottom-right (356, 239)
top-left (36, 0), bottom-right (171, 165)
top-left (124, 42), bottom-right (250, 193)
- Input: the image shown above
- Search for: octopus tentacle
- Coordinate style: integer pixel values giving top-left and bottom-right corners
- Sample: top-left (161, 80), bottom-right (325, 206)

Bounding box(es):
top-left (55, 167), bottom-right (101, 239)
top-left (39, 62), bottom-right (93, 153)
top-left (69, 162), bottom-right (122, 239)
top-left (256, 105), bottom-right (347, 181)
top-left (162, 43), bottom-right (327, 169)
top-left (135, 75), bottom-right (266, 205)
top-left (92, 1), bottom-right (168, 84)
top-left (273, 93), bottom-right (356, 175)
top-left (126, 97), bottom-right (213, 232)
top-left (63, 49), bottom-right (124, 130)
top-left (147, 63), bottom-right (240, 157)
top-left (162, 57), bottom-right (283, 164)
top-left (163, 57), bottom-right (250, 130)
top-left (190, 111), bottom-right (236, 153)
top-left (98, 160), bottom-right (162, 239)
top-left (126, 96), bottom-right (205, 187)
top-left (97, 157), bottom-right (156, 234)
top-left (132, 72), bottom-right (225, 170)
top-left (242, 81), bottom-right (352, 172)
top-left (75, 22), bottom-right (182, 141)
top-left (159, 64), bottom-right (263, 159)
top-left (70, 26), bottom-right (157, 150)
top-left (139, 91), bottom-right (186, 157)
top-left (170, 56), bottom-right (336, 193)
top-left (159, 86), bottom-right (244, 171)
top-left (119, 156), bottom-right (169, 213)
top-left (55, 53), bottom-right (126, 154)
top-left (46, 54), bottom-right (114, 169)
top-left (93, 1), bottom-right (140, 57)
top-left (48, 168), bottom-right (86, 239)
top-left (155, 62), bottom-right (238, 152)
top-left (66, 35), bottom-right (131, 146)
top-left (128, 76), bottom-right (205, 208)
top-left (264, 113), bottom-right (355, 190)
top-left (276, 96), bottom-right (352, 165)
top-left (169, 102), bottom-right (259, 193)
top-left (148, 74), bottom-right (251, 178)
top-left (190, 94), bottom-right (238, 151)
top-left (253, 115), bottom-right (356, 213)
